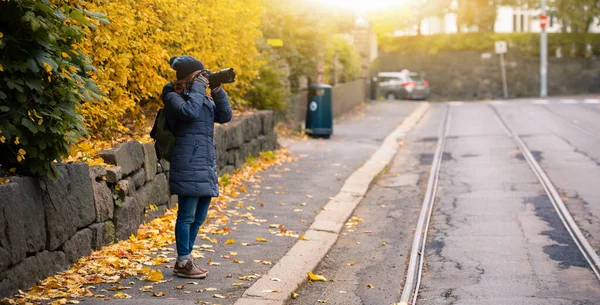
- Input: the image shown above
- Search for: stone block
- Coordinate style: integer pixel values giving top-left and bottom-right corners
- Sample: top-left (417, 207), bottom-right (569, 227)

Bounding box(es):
top-left (98, 141), bottom-right (144, 176)
top-left (40, 163), bottom-right (95, 250)
top-left (158, 159), bottom-right (170, 172)
top-left (89, 223), bottom-right (105, 250)
top-left (131, 168), bottom-right (146, 189)
top-left (0, 177), bottom-right (46, 270)
top-left (249, 138), bottom-right (261, 158)
top-left (0, 251), bottom-right (67, 298)
top-left (256, 110), bottom-right (274, 135)
top-left (113, 196), bottom-right (144, 240)
top-left (242, 113), bottom-right (262, 140)
top-left (136, 173), bottom-right (169, 208)
top-left (105, 166), bottom-right (122, 183)
top-left (213, 125), bottom-right (226, 156)
top-left (258, 133), bottom-right (278, 152)
top-left (168, 195), bottom-right (178, 209)
top-left (223, 119), bottom-right (244, 149)
top-left (239, 143), bottom-right (251, 164)
top-left (89, 165), bottom-right (107, 180)
top-left (142, 143), bottom-right (157, 182)
top-left (61, 228), bottom-right (92, 264)
top-left (116, 179), bottom-right (133, 200)
top-left (90, 178), bottom-right (113, 222)
top-left (225, 149), bottom-right (243, 168)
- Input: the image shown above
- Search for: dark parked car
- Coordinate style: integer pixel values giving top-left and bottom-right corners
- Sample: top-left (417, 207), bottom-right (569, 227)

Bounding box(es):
top-left (378, 71), bottom-right (430, 100)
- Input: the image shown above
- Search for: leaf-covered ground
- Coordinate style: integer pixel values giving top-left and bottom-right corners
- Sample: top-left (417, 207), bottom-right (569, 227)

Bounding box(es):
top-left (1, 149), bottom-right (294, 305)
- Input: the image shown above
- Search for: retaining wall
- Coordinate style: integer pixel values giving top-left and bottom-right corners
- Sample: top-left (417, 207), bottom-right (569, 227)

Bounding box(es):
top-left (0, 111), bottom-right (277, 297)
top-left (378, 50), bottom-right (600, 100)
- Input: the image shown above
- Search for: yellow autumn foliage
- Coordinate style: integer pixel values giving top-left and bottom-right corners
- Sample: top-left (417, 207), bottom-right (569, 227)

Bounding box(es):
top-left (60, 0), bottom-right (264, 140)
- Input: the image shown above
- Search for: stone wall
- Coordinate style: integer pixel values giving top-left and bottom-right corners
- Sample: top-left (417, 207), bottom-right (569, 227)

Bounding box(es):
top-left (378, 50), bottom-right (600, 100)
top-left (287, 79), bottom-right (368, 129)
top-left (0, 111), bottom-right (277, 297)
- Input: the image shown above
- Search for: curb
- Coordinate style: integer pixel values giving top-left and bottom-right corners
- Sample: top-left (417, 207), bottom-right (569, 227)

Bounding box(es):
top-left (234, 103), bottom-right (431, 305)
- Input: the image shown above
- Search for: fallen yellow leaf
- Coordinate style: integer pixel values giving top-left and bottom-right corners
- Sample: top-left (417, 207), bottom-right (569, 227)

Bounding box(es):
top-left (300, 235), bottom-right (309, 241)
top-left (256, 237), bottom-right (268, 242)
top-left (144, 269), bottom-right (163, 282)
top-left (366, 283), bottom-right (374, 288)
top-left (213, 294), bottom-right (225, 298)
top-left (225, 239), bottom-right (236, 245)
top-left (291, 291), bottom-right (300, 299)
top-left (113, 292), bottom-right (132, 299)
top-left (308, 272), bottom-right (327, 281)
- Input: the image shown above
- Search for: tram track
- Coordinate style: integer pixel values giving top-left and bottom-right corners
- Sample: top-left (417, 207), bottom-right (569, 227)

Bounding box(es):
top-left (398, 103), bottom-right (600, 305)
top-left (398, 105), bottom-right (451, 305)
top-left (491, 104), bottom-right (600, 280)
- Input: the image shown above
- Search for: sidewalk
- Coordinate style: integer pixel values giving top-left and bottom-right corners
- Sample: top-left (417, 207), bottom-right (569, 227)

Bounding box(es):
top-left (43, 101), bottom-right (419, 305)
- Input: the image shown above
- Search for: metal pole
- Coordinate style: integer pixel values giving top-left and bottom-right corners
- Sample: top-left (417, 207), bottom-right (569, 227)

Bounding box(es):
top-left (540, 0), bottom-right (548, 97)
top-left (500, 53), bottom-right (508, 98)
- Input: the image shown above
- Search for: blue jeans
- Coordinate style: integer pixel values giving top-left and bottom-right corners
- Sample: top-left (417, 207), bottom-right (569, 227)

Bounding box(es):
top-left (175, 196), bottom-right (212, 259)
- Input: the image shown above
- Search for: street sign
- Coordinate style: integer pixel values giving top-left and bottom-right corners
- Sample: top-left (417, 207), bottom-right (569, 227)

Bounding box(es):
top-left (267, 39), bottom-right (283, 47)
top-left (540, 14), bottom-right (548, 29)
top-left (495, 41), bottom-right (507, 54)
top-left (495, 41), bottom-right (509, 98)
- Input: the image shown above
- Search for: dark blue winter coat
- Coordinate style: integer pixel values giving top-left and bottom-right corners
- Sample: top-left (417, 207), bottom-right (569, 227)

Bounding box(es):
top-left (162, 81), bottom-right (232, 197)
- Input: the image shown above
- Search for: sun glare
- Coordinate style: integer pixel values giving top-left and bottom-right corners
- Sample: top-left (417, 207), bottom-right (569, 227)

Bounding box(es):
top-left (316, 0), bottom-right (404, 10)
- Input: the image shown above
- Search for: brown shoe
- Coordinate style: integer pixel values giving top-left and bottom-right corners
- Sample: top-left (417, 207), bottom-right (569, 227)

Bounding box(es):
top-left (173, 258), bottom-right (208, 279)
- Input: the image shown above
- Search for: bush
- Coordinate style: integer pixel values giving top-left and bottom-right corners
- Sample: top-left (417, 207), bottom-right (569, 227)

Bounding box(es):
top-left (380, 33), bottom-right (600, 58)
top-left (0, 0), bottom-right (104, 178)
top-left (245, 53), bottom-right (289, 112)
top-left (64, 0), bottom-right (264, 140)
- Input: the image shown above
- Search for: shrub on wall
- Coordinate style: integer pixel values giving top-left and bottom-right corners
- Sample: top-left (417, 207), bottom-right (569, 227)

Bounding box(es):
top-left (0, 1), bottom-right (104, 178)
top-left (380, 33), bottom-right (600, 58)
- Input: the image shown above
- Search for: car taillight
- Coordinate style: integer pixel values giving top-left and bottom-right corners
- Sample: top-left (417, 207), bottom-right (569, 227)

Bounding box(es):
top-left (423, 81), bottom-right (429, 86)
top-left (403, 81), bottom-right (416, 87)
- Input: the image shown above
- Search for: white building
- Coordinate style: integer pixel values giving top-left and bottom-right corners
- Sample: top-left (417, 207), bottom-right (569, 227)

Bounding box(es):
top-left (409, 6), bottom-right (600, 36)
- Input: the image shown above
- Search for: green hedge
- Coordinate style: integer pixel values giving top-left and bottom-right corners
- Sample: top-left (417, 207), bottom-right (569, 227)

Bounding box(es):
top-left (380, 33), bottom-right (600, 57)
top-left (0, 1), bottom-right (103, 178)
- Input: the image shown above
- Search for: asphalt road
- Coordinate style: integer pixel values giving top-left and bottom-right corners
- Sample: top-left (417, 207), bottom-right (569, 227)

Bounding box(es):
top-left (291, 96), bottom-right (600, 305)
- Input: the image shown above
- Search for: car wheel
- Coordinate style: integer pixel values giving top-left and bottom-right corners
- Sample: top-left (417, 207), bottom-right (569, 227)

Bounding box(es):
top-left (386, 92), bottom-right (396, 100)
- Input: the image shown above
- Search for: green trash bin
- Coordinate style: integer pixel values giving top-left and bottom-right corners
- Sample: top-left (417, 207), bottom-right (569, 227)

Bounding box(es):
top-left (305, 84), bottom-right (333, 138)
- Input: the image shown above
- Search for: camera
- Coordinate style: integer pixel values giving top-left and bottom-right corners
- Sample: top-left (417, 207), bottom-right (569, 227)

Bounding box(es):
top-left (206, 68), bottom-right (236, 84)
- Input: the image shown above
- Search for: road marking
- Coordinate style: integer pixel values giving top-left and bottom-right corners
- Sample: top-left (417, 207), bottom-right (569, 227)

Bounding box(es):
top-left (560, 99), bottom-right (578, 104)
top-left (531, 99), bottom-right (549, 104)
top-left (491, 105), bottom-right (600, 282)
top-left (400, 106), bottom-right (451, 305)
top-left (584, 99), bottom-right (600, 104)
top-left (489, 100), bottom-right (505, 105)
top-left (448, 101), bottom-right (464, 106)
top-left (235, 103), bottom-right (431, 305)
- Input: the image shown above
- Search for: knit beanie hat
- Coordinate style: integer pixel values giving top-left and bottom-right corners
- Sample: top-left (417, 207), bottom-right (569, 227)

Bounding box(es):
top-left (169, 55), bottom-right (204, 80)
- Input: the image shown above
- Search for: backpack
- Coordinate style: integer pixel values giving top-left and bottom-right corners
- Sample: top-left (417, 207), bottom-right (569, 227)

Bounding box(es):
top-left (150, 108), bottom-right (176, 162)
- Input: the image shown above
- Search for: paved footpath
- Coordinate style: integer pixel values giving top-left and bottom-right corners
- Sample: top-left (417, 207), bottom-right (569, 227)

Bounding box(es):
top-left (79, 101), bottom-right (420, 305)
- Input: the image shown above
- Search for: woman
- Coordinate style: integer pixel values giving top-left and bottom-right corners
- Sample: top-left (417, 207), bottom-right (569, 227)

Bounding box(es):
top-left (162, 55), bottom-right (233, 278)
